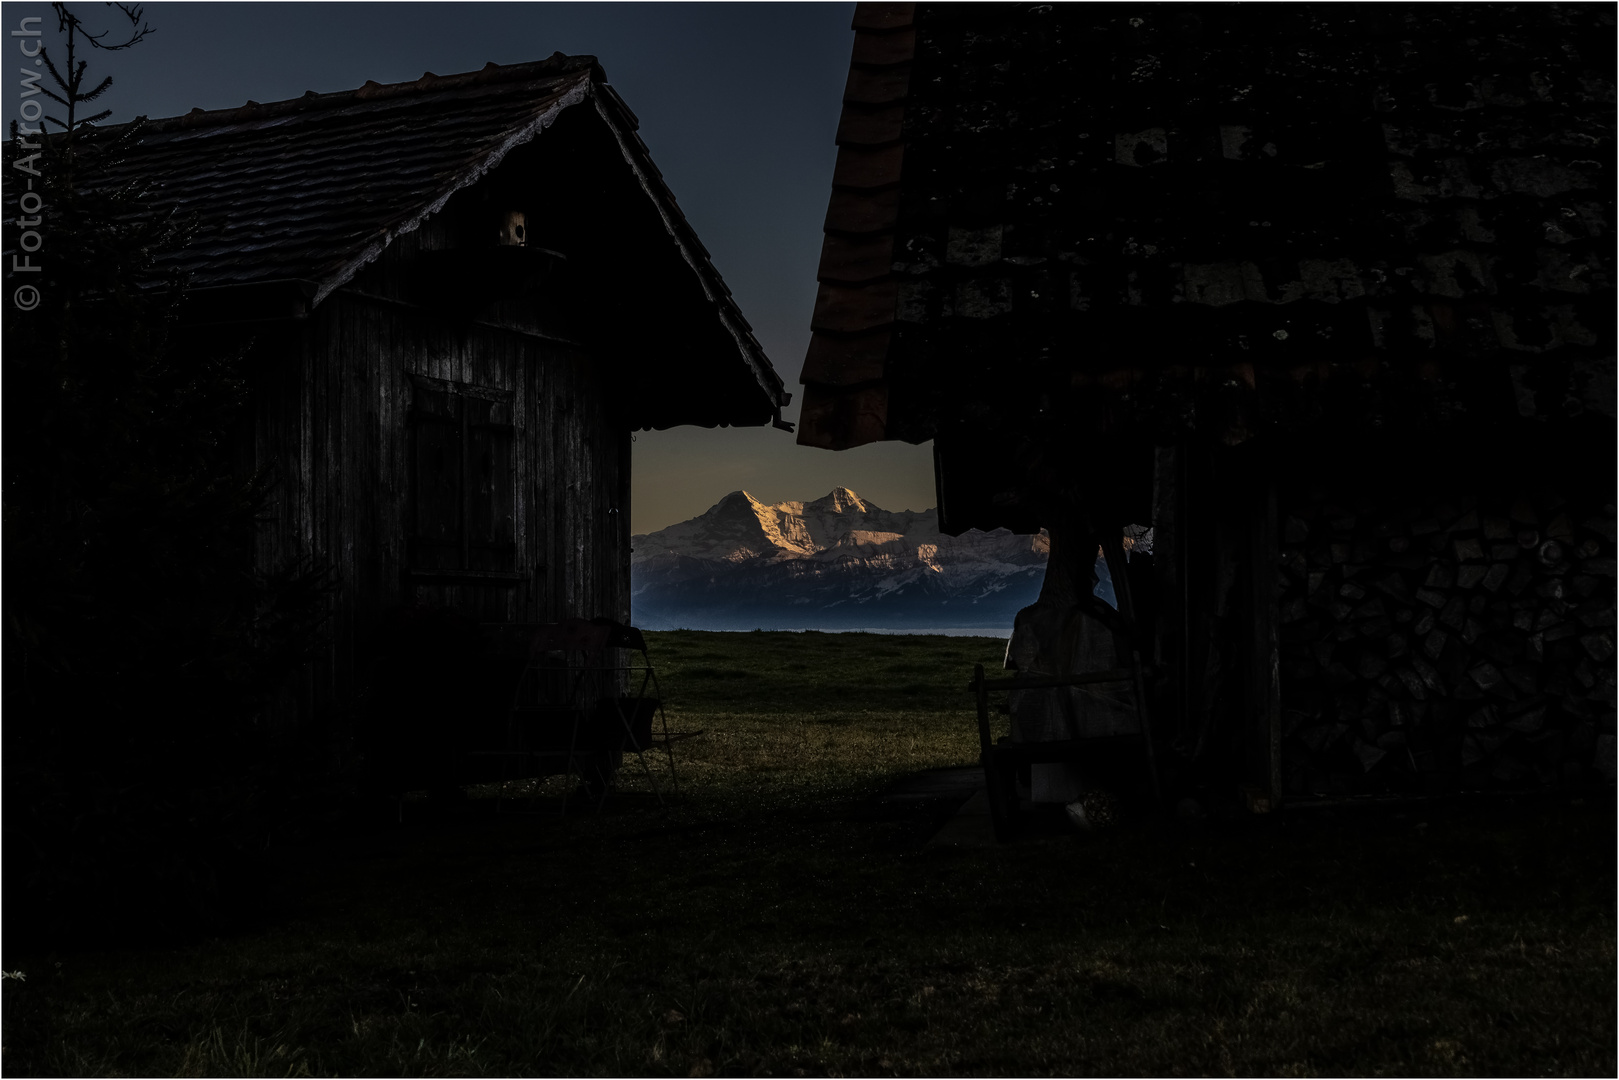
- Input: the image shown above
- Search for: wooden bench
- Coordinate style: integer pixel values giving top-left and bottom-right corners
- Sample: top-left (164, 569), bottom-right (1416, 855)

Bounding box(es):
top-left (970, 663), bottom-right (1161, 841)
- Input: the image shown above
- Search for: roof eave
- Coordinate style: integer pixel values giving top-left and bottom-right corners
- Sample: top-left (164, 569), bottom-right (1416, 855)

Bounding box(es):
top-left (588, 88), bottom-right (791, 418)
top-left (797, 1), bottom-right (918, 451)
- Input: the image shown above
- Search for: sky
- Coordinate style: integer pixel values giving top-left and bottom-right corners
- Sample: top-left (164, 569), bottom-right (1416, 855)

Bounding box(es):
top-left (9, 1), bottom-right (938, 534)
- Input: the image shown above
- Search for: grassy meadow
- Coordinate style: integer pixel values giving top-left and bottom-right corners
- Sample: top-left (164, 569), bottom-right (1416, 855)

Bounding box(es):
top-left (2, 630), bottom-right (1613, 1077)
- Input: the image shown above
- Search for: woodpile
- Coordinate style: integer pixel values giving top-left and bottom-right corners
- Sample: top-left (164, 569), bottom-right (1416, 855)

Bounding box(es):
top-left (1276, 490), bottom-right (1616, 797)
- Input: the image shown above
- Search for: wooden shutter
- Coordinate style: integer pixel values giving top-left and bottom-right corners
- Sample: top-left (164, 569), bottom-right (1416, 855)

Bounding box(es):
top-left (410, 377), bottom-right (517, 573)
top-left (412, 385), bottom-right (462, 570)
top-left (467, 397), bottom-right (516, 571)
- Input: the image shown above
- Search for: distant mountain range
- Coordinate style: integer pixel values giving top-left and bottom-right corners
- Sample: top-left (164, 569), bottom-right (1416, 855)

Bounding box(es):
top-left (630, 488), bottom-right (1049, 631)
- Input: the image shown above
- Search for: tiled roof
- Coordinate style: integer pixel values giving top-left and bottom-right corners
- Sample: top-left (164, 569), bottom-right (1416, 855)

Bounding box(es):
top-left (799, 2), bottom-right (1615, 450)
top-left (801, 3), bottom-right (917, 450)
top-left (87, 54), bottom-right (787, 412)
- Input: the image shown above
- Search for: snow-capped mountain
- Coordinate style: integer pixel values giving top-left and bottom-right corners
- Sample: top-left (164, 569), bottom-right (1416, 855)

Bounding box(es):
top-left (630, 488), bottom-right (1049, 631)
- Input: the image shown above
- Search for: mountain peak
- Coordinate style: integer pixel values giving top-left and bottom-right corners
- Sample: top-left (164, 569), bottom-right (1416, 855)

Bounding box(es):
top-left (810, 486), bottom-right (872, 514)
top-left (709, 490), bottom-right (770, 520)
top-left (632, 489), bottom-right (1050, 631)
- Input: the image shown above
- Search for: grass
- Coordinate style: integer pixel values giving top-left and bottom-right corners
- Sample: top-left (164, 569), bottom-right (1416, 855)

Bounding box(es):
top-left (649, 629), bottom-right (1006, 713)
top-left (3, 631), bottom-right (1613, 1077)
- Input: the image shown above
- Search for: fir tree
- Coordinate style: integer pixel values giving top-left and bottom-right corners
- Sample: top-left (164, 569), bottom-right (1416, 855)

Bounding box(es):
top-left (4, 4), bottom-right (332, 951)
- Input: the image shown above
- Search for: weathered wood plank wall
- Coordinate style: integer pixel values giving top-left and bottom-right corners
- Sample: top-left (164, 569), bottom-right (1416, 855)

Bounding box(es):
top-left (249, 231), bottom-right (632, 736)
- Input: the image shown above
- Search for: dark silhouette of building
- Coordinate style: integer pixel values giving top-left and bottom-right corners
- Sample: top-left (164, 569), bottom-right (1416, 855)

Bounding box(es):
top-left (97, 55), bottom-right (789, 746)
top-left (799, 3), bottom-right (1615, 803)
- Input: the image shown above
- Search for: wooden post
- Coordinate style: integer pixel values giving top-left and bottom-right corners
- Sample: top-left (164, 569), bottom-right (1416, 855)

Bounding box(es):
top-left (1247, 457), bottom-right (1282, 808)
top-left (1151, 444), bottom-right (1184, 746)
top-left (1181, 442), bottom-right (1218, 764)
top-left (974, 663), bottom-right (992, 758)
top-left (1036, 499), bottom-right (1088, 608)
top-left (1263, 478), bottom-right (1282, 805)
top-left (458, 395), bottom-right (471, 571)
top-left (1101, 528), bottom-right (1162, 801)
top-left (973, 663), bottom-right (1012, 842)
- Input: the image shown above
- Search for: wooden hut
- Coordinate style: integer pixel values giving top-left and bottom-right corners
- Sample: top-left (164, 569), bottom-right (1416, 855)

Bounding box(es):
top-left (99, 55), bottom-right (789, 748)
top-left (799, 3), bottom-right (1615, 805)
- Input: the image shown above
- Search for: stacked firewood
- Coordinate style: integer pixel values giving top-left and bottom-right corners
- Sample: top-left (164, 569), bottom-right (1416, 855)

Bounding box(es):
top-left (1276, 490), bottom-right (1616, 797)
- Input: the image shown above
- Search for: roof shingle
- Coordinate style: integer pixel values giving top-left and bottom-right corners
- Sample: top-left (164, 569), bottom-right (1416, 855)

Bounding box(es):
top-left (82, 54), bottom-right (788, 415)
top-left (799, 2), bottom-right (1616, 451)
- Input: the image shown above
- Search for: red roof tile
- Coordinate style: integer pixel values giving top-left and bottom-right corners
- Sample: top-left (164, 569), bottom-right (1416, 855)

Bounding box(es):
top-left (799, 2), bottom-right (919, 449)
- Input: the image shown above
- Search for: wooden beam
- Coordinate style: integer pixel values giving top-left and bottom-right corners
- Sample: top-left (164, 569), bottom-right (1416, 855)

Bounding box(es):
top-left (1151, 444), bottom-right (1188, 748)
top-left (969, 667), bottom-right (1155, 693)
top-left (1263, 475), bottom-right (1282, 804)
top-left (1100, 526), bottom-right (1162, 800)
top-left (1248, 455), bottom-right (1282, 806)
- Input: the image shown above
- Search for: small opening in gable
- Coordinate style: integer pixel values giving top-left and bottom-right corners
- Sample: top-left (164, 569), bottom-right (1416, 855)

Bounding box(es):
top-left (498, 210), bottom-right (527, 247)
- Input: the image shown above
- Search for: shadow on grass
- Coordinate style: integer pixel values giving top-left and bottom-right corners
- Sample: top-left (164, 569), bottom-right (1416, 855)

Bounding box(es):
top-left (2, 632), bottom-right (1613, 1077)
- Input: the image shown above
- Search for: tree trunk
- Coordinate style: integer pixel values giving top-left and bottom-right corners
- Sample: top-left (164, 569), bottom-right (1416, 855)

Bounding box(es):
top-left (1037, 501), bottom-right (1095, 608)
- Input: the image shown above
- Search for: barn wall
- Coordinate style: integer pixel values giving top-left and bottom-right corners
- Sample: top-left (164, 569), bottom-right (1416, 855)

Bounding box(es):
top-left (249, 273), bottom-right (632, 740)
